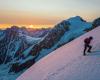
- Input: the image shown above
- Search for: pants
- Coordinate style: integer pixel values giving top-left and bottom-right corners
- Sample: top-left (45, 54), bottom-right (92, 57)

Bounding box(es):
top-left (83, 44), bottom-right (92, 55)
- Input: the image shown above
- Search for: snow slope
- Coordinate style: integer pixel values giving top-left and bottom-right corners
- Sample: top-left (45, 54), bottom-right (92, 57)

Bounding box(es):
top-left (17, 26), bottom-right (100, 80)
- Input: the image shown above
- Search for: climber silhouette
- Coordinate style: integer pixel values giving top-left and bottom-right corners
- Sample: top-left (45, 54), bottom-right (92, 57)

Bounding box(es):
top-left (83, 36), bottom-right (93, 56)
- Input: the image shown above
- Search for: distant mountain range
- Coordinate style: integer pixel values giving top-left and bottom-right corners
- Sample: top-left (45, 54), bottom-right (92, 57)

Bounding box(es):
top-left (0, 16), bottom-right (99, 80)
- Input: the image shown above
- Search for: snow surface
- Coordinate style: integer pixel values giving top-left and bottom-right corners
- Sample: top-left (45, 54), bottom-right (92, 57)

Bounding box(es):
top-left (19, 32), bottom-right (41, 44)
top-left (25, 35), bottom-right (41, 44)
top-left (17, 26), bottom-right (100, 80)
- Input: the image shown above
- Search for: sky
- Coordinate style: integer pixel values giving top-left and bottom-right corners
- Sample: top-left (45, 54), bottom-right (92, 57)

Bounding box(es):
top-left (0, 0), bottom-right (100, 29)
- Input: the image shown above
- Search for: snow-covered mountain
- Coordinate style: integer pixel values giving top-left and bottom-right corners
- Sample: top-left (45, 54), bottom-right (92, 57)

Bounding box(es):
top-left (0, 26), bottom-right (50, 78)
top-left (0, 25), bottom-right (51, 80)
top-left (0, 26), bottom-right (43, 64)
top-left (30, 16), bottom-right (92, 61)
top-left (0, 16), bottom-right (99, 80)
top-left (9, 16), bottom-right (94, 73)
top-left (10, 26), bottom-right (50, 38)
top-left (17, 26), bottom-right (100, 80)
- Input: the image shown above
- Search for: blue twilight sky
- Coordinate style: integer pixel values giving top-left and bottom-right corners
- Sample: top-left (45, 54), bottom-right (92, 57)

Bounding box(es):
top-left (0, 0), bottom-right (100, 27)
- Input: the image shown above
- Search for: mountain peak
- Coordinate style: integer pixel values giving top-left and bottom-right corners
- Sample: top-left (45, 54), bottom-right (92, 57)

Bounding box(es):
top-left (74, 16), bottom-right (82, 19)
top-left (67, 16), bottom-right (86, 22)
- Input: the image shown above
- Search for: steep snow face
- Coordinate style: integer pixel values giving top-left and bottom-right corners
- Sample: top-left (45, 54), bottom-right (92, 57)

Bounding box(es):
top-left (17, 26), bottom-right (100, 80)
top-left (56, 16), bottom-right (92, 44)
top-left (68, 16), bottom-right (91, 30)
top-left (35, 16), bottom-right (92, 61)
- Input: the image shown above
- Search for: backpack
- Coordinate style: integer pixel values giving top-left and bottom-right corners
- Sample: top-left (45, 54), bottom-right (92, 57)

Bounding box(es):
top-left (84, 38), bottom-right (89, 44)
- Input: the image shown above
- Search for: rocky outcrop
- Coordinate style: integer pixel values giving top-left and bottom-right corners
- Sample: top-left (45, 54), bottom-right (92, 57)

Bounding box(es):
top-left (9, 58), bottom-right (35, 73)
top-left (92, 17), bottom-right (100, 27)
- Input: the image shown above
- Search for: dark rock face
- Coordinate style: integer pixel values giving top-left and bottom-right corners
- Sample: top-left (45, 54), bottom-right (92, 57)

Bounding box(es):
top-left (30, 21), bottom-right (70, 56)
top-left (0, 27), bottom-right (18, 63)
top-left (0, 26), bottom-right (30, 64)
top-left (0, 26), bottom-right (49, 72)
top-left (0, 26), bottom-right (51, 73)
top-left (93, 17), bottom-right (100, 27)
top-left (9, 58), bottom-right (35, 73)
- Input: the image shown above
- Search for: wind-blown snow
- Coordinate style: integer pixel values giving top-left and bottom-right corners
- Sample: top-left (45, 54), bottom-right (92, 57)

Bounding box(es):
top-left (17, 26), bottom-right (100, 80)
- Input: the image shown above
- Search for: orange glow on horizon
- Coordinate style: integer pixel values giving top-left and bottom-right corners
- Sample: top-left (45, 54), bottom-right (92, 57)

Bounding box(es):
top-left (0, 24), bottom-right (54, 29)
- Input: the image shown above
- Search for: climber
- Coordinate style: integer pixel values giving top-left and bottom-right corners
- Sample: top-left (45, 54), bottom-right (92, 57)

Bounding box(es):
top-left (83, 36), bottom-right (93, 56)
